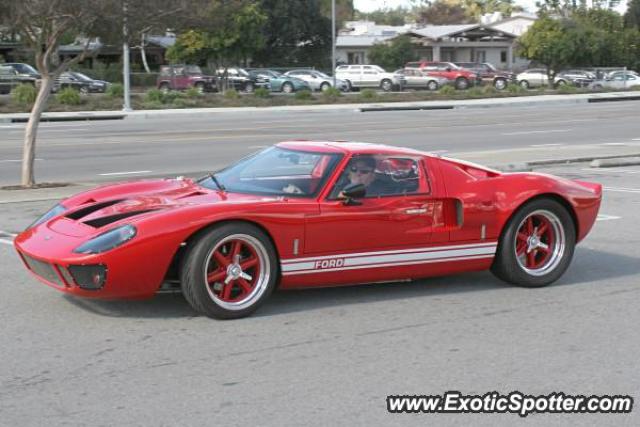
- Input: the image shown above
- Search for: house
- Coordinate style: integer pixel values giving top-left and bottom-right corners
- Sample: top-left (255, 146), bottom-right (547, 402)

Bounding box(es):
top-left (336, 13), bottom-right (537, 70)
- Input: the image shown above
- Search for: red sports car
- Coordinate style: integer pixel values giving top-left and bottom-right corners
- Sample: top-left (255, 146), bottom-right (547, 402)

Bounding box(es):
top-left (15, 141), bottom-right (602, 319)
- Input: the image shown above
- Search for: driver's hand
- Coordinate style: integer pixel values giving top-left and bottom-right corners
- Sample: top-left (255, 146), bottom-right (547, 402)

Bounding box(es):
top-left (283, 184), bottom-right (303, 194)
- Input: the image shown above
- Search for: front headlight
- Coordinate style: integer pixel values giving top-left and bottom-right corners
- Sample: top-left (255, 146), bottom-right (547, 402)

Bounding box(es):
top-left (73, 225), bottom-right (137, 254)
top-left (27, 204), bottom-right (66, 230)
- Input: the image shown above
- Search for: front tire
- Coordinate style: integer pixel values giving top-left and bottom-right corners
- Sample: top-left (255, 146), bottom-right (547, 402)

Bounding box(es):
top-left (320, 82), bottom-right (331, 92)
top-left (282, 82), bottom-right (294, 93)
top-left (427, 80), bottom-right (438, 91)
top-left (380, 79), bottom-right (393, 92)
top-left (491, 198), bottom-right (576, 287)
top-left (181, 223), bottom-right (278, 319)
top-left (519, 80), bottom-right (530, 89)
top-left (494, 78), bottom-right (507, 90)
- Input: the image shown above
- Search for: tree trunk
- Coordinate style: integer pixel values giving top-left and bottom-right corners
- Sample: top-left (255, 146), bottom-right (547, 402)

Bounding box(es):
top-left (21, 77), bottom-right (54, 187)
top-left (140, 33), bottom-right (151, 73)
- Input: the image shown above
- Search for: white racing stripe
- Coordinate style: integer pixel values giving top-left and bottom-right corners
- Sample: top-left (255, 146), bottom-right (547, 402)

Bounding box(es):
top-left (596, 214), bottom-right (622, 221)
top-left (99, 170), bottom-right (152, 176)
top-left (281, 242), bottom-right (497, 276)
top-left (604, 186), bottom-right (640, 193)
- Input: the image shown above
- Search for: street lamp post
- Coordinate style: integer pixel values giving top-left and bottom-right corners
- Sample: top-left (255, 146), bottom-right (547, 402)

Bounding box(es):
top-left (122, 0), bottom-right (132, 112)
top-left (331, 0), bottom-right (336, 88)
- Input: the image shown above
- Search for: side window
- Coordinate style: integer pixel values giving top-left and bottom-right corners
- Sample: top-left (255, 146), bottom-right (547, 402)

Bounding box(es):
top-left (329, 155), bottom-right (427, 199)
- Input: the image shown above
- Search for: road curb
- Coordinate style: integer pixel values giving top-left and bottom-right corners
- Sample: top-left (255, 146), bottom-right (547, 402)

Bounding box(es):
top-left (2, 91), bottom-right (640, 122)
top-left (497, 153), bottom-right (640, 172)
top-left (590, 156), bottom-right (640, 168)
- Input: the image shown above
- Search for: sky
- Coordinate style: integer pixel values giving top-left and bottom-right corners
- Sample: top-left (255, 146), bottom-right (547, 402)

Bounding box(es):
top-left (353, 0), bottom-right (628, 15)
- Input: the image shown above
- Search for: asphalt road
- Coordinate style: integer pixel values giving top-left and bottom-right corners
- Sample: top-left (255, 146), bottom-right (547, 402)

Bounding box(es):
top-left (0, 162), bottom-right (639, 426)
top-left (1, 101), bottom-right (640, 186)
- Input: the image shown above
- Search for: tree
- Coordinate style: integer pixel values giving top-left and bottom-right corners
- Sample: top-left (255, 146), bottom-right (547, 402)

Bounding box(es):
top-left (167, 0), bottom-right (267, 86)
top-left (253, 0), bottom-right (332, 67)
top-left (368, 35), bottom-right (419, 71)
top-left (625, 0), bottom-right (640, 28)
top-left (0, 0), bottom-right (118, 187)
top-left (517, 17), bottom-right (580, 83)
top-left (354, 6), bottom-right (409, 25)
top-left (416, 1), bottom-right (473, 25)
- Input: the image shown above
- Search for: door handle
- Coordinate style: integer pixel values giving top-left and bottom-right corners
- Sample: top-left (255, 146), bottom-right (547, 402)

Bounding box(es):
top-left (405, 208), bottom-right (427, 215)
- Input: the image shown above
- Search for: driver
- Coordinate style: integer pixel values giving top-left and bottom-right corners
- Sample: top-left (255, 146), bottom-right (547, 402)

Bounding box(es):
top-left (338, 156), bottom-right (390, 198)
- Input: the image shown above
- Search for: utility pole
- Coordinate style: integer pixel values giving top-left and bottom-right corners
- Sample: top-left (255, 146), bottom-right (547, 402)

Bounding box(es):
top-left (332, 0), bottom-right (336, 88)
top-left (122, 0), bottom-right (132, 112)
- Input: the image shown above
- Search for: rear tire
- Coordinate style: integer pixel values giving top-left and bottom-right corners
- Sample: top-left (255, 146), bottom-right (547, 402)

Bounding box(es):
top-left (494, 78), bottom-right (507, 90)
top-left (380, 79), bottom-right (393, 92)
top-left (181, 223), bottom-right (278, 319)
top-left (320, 82), bottom-right (331, 92)
top-left (491, 198), bottom-right (576, 287)
top-left (427, 80), bottom-right (438, 91)
top-left (519, 80), bottom-right (529, 89)
top-left (455, 77), bottom-right (469, 90)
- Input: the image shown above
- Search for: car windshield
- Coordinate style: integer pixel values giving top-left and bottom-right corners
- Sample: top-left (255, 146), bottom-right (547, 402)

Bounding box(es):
top-left (14, 64), bottom-right (38, 74)
top-left (372, 65), bottom-right (386, 73)
top-left (313, 71), bottom-right (331, 78)
top-left (202, 147), bottom-right (343, 197)
top-left (71, 72), bottom-right (93, 81)
top-left (185, 66), bottom-right (203, 75)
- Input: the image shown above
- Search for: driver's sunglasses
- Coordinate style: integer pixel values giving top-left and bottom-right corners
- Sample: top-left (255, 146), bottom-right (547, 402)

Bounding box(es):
top-left (350, 166), bottom-right (373, 174)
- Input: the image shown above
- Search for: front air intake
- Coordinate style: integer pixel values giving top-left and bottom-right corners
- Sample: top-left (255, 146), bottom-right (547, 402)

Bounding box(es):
top-left (66, 199), bottom-right (125, 220)
top-left (82, 209), bottom-right (157, 228)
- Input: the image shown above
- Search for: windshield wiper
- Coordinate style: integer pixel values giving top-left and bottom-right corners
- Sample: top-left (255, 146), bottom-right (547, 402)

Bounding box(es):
top-left (208, 173), bottom-right (226, 192)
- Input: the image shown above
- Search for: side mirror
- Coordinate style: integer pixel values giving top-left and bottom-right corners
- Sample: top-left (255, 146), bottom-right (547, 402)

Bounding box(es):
top-left (341, 183), bottom-right (366, 205)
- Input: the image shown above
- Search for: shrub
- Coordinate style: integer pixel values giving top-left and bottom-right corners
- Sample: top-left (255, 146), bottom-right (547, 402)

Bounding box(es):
top-left (145, 88), bottom-right (164, 103)
top-left (185, 86), bottom-right (202, 98)
top-left (171, 98), bottom-right (196, 108)
top-left (557, 84), bottom-right (578, 94)
top-left (466, 87), bottom-right (483, 97)
top-left (322, 86), bottom-right (342, 101)
top-left (254, 87), bottom-right (271, 98)
top-left (224, 89), bottom-right (240, 100)
top-left (438, 85), bottom-right (455, 96)
top-left (11, 83), bottom-right (37, 104)
top-left (162, 90), bottom-right (186, 104)
top-left (55, 87), bottom-right (82, 105)
top-left (359, 89), bottom-right (378, 100)
top-left (482, 85), bottom-right (497, 96)
top-left (507, 83), bottom-right (524, 94)
top-left (105, 83), bottom-right (124, 98)
top-left (295, 89), bottom-right (313, 101)
top-left (141, 100), bottom-right (164, 110)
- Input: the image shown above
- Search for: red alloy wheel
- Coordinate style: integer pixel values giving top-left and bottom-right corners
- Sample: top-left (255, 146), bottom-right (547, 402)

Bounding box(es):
top-left (514, 210), bottom-right (566, 276)
top-left (204, 236), bottom-right (266, 305)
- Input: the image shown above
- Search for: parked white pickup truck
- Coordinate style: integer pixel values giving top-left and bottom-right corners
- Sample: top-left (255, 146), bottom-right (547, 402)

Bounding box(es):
top-left (335, 64), bottom-right (405, 91)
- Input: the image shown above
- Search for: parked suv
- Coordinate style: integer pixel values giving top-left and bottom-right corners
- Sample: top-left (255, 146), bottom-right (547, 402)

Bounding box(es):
top-left (157, 65), bottom-right (217, 93)
top-left (406, 61), bottom-right (479, 90)
top-left (335, 65), bottom-right (404, 91)
top-left (454, 62), bottom-right (515, 90)
top-left (216, 67), bottom-right (267, 93)
top-left (0, 64), bottom-right (38, 94)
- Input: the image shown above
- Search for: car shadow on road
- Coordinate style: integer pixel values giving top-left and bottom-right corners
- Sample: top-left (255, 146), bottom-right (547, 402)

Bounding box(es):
top-left (61, 247), bottom-right (640, 319)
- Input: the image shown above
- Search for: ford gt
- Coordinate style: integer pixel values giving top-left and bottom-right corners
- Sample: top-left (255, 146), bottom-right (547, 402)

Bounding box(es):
top-left (14, 141), bottom-right (602, 319)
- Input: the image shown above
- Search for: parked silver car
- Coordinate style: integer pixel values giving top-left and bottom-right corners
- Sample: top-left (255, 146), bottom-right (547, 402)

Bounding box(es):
top-left (335, 64), bottom-right (404, 91)
top-left (284, 69), bottom-right (349, 92)
top-left (590, 71), bottom-right (640, 90)
top-left (394, 68), bottom-right (449, 91)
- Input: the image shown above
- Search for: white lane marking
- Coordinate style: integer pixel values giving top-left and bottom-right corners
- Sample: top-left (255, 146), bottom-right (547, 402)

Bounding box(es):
top-left (501, 129), bottom-right (572, 136)
top-left (604, 186), bottom-right (640, 193)
top-left (582, 168), bottom-right (640, 174)
top-left (0, 230), bottom-right (17, 237)
top-left (601, 142), bottom-right (628, 146)
top-left (8, 128), bottom-right (88, 133)
top-left (98, 170), bottom-right (152, 176)
top-left (530, 143), bottom-right (563, 147)
top-left (0, 158), bottom-right (44, 163)
top-left (430, 150), bottom-right (449, 155)
top-left (633, 138), bottom-right (640, 141)
top-left (248, 145), bottom-right (268, 149)
top-left (597, 214), bottom-right (622, 221)
top-left (0, 238), bottom-right (14, 246)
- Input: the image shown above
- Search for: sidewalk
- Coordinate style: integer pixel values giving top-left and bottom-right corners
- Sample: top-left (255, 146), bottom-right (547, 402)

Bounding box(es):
top-left (2, 142), bottom-right (639, 204)
top-left (1, 91), bottom-right (639, 123)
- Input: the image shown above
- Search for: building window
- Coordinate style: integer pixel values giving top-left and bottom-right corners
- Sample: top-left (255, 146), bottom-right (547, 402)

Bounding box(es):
top-left (348, 52), bottom-right (364, 64)
top-left (500, 50), bottom-right (507, 63)
top-left (475, 50), bottom-right (486, 62)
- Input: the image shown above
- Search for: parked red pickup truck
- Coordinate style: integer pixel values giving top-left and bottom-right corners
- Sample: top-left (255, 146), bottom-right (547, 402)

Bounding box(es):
top-left (405, 61), bottom-right (480, 90)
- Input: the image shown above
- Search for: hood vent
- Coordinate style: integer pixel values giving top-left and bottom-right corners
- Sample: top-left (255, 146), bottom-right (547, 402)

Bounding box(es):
top-left (66, 199), bottom-right (125, 220)
top-left (83, 209), bottom-right (157, 228)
